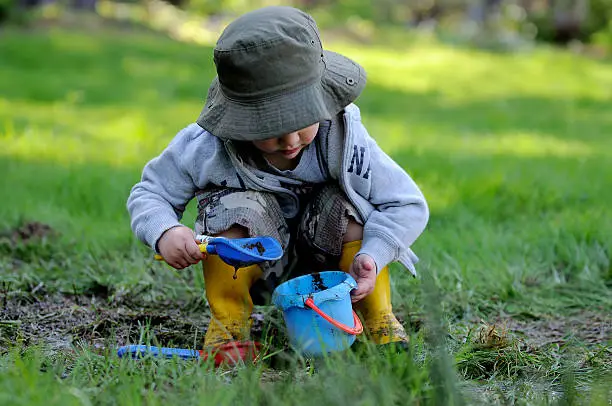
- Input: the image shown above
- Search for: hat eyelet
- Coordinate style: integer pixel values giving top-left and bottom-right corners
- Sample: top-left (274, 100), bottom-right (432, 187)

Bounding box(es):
top-left (346, 77), bottom-right (356, 86)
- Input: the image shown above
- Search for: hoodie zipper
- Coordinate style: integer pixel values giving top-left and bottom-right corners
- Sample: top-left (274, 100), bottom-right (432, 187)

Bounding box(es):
top-left (340, 111), bottom-right (369, 222)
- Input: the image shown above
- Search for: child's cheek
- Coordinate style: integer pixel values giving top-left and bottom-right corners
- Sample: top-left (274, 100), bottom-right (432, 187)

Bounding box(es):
top-left (252, 140), bottom-right (277, 153)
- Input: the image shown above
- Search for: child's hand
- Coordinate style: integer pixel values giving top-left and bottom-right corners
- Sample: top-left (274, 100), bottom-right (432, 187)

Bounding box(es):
top-left (157, 226), bottom-right (205, 269)
top-left (348, 254), bottom-right (377, 303)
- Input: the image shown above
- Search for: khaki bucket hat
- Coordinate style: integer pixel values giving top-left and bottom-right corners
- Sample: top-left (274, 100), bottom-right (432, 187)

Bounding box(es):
top-left (196, 6), bottom-right (366, 141)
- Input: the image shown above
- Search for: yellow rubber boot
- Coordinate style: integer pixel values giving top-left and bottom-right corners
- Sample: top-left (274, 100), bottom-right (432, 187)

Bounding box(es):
top-left (339, 240), bottom-right (409, 345)
top-left (202, 254), bottom-right (263, 348)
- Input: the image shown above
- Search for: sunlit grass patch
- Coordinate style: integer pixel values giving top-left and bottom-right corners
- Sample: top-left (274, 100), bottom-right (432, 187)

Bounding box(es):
top-left (343, 42), bottom-right (612, 100)
top-left (0, 101), bottom-right (198, 167)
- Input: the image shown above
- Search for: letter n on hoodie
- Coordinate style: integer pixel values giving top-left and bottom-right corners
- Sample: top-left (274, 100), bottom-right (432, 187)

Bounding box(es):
top-left (348, 145), bottom-right (370, 179)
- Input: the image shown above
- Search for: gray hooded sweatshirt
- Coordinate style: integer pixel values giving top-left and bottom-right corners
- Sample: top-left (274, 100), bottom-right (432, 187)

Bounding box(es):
top-left (127, 104), bottom-right (429, 275)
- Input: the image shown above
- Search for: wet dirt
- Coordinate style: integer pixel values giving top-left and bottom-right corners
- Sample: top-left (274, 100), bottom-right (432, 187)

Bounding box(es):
top-left (242, 242), bottom-right (265, 255)
top-left (3, 221), bottom-right (56, 243)
top-left (0, 288), bottom-right (273, 354)
top-left (311, 273), bottom-right (327, 292)
top-left (0, 222), bottom-right (273, 353)
top-left (498, 312), bottom-right (611, 348)
top-left (0, 291), bottom-right (213, 353)
top-left (2, 286), bottom-right (608, 363)
top-left (454, 311), bottom-right (612, 351)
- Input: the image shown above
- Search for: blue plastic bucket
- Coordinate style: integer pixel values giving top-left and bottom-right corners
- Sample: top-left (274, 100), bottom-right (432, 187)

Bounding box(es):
top-left (271, 271), bottom-right (363, 356)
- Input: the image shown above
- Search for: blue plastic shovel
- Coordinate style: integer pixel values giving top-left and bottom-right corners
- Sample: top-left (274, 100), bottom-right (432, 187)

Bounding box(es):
top-left (118, 345), bottom-right (201, 360)
top-left (154, 234), bottom-right (283, 268)
top-left (117, 342), bottom-right (262, 366)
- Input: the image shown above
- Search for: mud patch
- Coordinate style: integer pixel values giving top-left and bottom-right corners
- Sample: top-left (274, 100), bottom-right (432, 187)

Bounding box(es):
top-left (455, 312), bottom-right (612, 382)
top-left (0, 290), bottom-right (274, 354)
top-left (0, 291), bottom-right (213, 353)
top-left (497, 311), bottom-right (611, 348)
top-left (311, 273), bottom-right (327, 292)
top-left (1, 221), bottom-right (56, 243)
top-left (242, 242), bottom-right (265, 255)
top-left (0, 221), bottom-right (60, 265)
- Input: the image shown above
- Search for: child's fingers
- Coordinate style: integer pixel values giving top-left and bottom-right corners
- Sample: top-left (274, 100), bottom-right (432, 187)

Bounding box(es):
top-left (167, 249), bottom-right (192, 269)
top-left (349, 276), bottom-right (365, 301)
top-left (184, 240), bottom-right (203, 263)
top-left (352, 284), bottom-right (374, 302)
top-left (351, 291), bottom-right (364, 303)
top-left (349, 261), bottom-right (376, 302)
top-left (351, 287), bottom-right (370, 303)
top-left (355, 254), bottom-right (376, 272)
top-left (169, 257), bottom-right (189, 269)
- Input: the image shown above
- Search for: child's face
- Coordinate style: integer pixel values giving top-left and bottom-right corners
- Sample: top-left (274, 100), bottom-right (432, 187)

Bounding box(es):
top-left (252, 123), bottom-right (319, 162)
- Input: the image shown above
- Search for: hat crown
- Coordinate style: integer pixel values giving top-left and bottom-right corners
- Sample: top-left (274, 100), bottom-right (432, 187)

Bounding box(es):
top-left (214, 6), bottom-right (324, 100)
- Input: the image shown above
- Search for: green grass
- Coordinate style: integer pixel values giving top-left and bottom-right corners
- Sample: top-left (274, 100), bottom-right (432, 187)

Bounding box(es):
top-left (0, 22), bottom-right (611, 405)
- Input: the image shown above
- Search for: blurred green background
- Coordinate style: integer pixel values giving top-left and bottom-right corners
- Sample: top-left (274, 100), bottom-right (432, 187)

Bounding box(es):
top-left (5, 0), bottom-right (612, 50)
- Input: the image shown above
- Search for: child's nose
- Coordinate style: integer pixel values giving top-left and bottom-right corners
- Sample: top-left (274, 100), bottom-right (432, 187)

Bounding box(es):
top-left (281, 131), bottom-right (300, 147)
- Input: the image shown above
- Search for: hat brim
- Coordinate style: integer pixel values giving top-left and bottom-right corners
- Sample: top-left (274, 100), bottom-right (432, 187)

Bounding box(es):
top-left (196, 50), bottom-right (366, 141)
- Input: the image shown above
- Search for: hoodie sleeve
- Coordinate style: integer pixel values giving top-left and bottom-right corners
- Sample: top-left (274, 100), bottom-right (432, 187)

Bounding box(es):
top-left (127, 126), bottom-right (204, 252)
top-left (355, 132), bottom-right (429, 272)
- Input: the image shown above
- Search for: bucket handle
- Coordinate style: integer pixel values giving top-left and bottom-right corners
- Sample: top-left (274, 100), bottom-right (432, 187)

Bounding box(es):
top-left (304, 298), bottom-right (363, 335)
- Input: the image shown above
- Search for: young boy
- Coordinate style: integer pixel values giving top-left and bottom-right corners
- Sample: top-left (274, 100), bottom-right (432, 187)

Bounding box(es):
top-left (127, 6), bottom-right (429, 351)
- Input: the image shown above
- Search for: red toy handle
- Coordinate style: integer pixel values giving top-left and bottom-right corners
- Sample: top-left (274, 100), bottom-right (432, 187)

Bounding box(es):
top-left (198, 341), bottom-right (262, 367)
top-left (304, 297), bottom-right (363, 335)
